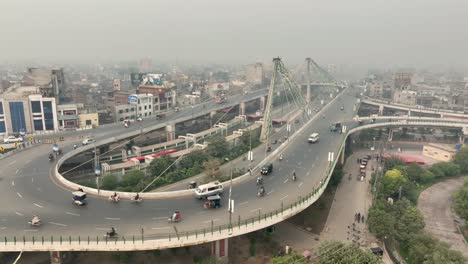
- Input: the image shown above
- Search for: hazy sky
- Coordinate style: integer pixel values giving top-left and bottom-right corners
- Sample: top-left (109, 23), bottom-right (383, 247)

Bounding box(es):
top-left (1, 0), bottom-right (467, 68)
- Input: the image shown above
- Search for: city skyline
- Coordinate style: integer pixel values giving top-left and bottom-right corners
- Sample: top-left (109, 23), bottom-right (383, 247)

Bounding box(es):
top-left (0, 0), bottom-right (467, 70)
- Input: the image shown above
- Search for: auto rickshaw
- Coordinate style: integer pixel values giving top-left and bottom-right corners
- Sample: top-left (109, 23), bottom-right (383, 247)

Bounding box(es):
top-left (187, 181), bottom-right (197, 189)
top-left (204, 195), bottom-right (221, 209)
top-left (72, 191), bottom-right (87, 206)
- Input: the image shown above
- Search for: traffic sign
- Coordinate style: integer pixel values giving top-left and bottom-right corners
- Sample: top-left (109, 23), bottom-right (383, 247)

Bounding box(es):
top-left (14, 142), bottom-right (18, 147)
top-left (0, 146), bottom-right (4, 152)
top-left (28, 136), bottom-right (33, 142)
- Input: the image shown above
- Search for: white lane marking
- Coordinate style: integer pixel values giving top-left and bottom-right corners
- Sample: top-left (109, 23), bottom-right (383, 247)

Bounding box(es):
top-left (250, 208), bottom-right (262, 213)
top-left (11, 181), bottom-right (14, 186)
top-left (15, 169), bottom-right (19, 174)
top-left (37, 188), bottom-right (42, 192)
top-left (49, 222), bottom-right (67, 227)
top-left (152, 217), bottom-right (168, 220)
top-left (238, 201), bottom-right (248, 206)
top-left (34, 203), bottom-right (43, 208)
top-left (151, 227), bottom-right (170, 230)
top-left (267, 190), bottom-right (274, 195)
top-left (95, 228), bottom-right (109, 230)
top-left (31, 177), bottom-right (34, 183)
top-left (283, 178), bottom-right (289, 183)
top-left (280, 195), bottom-right (288, 200)
top-left (17, 192), bottom-right (23, 198)
top-left (24, 230), bottom-right (38, 232)
top-left (8, 160), bottom-right (16, 165)
top-left (66, 212), bottom-right (80, 216)
top-left (105, 217), bottom-right (120, 220)
top-left (298, 182), bottom-right (303, 188)
top-left (203, 219), bottom-right (220, 224)
top-left (197, 211), bottom-right (208, 215)
top-left (15, 212), bottom-right (23, 216)
top-left (307, 171), bottom-right (310, 176)
top-left (0, 227), bottom-right (6, 230)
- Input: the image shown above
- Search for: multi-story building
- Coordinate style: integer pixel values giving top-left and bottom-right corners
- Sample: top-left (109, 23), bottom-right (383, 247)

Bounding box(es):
top-left (57, 103), bottom-right (80, 129)
top-left (393, 90), bottom-right (417, 105)
top-left (23, 68), bottom-right (66, 104)
top-left (114, 104), bottom-right (136, 122)
top-left (394, 72), bottom-right (412, 89)
top-left (0, 86), bottom-right (58, 135)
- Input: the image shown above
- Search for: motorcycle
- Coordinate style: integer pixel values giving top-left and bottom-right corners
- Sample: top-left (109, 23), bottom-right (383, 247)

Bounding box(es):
top-left (256, 177), bottom-right (263, 185)
top-left (73, 144), bottom-right (77, 150)
top-left (48, 154), bottom-right (54, 162)
top-left (131, 196), bottom-right (143, 203)
top-left (109, 195), bottom-right (120, 203)
top-left (257, 188), bottom-right (266, 197)
top-left (168, 212), bottom-right (181, 223)
top-left (279, 154), bottom-right (283, 161)
top-left (104, 229), bottom-right (118, 238)
top-left (28, 216), bottom-right (42, 226)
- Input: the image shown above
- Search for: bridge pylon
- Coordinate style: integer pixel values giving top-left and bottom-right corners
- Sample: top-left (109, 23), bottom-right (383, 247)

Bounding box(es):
top-left (260, 57), bottom-right (308, 143)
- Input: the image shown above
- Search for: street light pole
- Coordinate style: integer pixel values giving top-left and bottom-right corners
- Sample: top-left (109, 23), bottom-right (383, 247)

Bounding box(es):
top-left (225, 158), bottom-right (233, 228)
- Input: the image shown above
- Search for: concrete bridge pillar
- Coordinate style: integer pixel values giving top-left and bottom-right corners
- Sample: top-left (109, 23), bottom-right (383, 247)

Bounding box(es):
top-left (378, 105), bottom-right (384, 115)
top-left (340, 143), bottom-right (346, 165)
top-left (166, 124), bottom-right (176, 141)
top-left (121, 149), bottom-right (127, 160)
top-left (260, 96), bottom-right (266, 111)
top-left (50, 251), bottom-right (62, 264)
top-left (212, 238), bottom-right (229, 259)
top-left (239, 101), bottom-right (246, 116)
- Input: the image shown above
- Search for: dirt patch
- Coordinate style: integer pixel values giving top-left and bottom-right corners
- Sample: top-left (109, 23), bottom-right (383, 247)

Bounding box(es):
top-left (287, 186), bottom-right (336, 234)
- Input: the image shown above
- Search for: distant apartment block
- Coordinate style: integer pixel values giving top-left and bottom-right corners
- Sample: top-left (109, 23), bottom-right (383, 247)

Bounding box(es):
top-left (394, 72), bottom-right (412, 89)
top-left (0, 87), bottom-right (58, 135)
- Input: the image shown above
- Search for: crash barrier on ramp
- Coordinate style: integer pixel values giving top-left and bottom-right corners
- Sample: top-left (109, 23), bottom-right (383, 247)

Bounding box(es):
top-left (0, 140), bottom-right (42, 160)
top-left (0, 129), bottom-right (348, 252)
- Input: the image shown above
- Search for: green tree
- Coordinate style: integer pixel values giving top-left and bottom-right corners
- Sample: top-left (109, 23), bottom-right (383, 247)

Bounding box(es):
top-left (405, 163), bottom-right (424, 182)
top-left (454, 178), bottom-right (468, 220)
top-left (381, 169), bottom-right (407, 197)
top-left (149, 155), bottom-right (175, 177)
top-left (270, 254), bottom-right (303, 264)
top-left (120, 170), bottom-right (144, 187)
top-left (316, 241), bottom-right (381, 264)
top-left (102, 174), bottom-right (118, 190)
top-left (367, 201), bottom-right (396, 240)
top-left (384, 157), bottom-right (404, 171)
top-left (419, 170), bottom-right (435, 184)
top-left (203, 159), bottom-right (222, 179)
top-left (407, 233), bottom-right (438, 264)
top-left (393, 199), bottom-right (425, 246)
top-left (422, 242), bottom-right (466, 264)
top-left (453, 147), bottom-right (468, 173)
top-left (207, 136), bottom-right (229, 158)
top-left (430, 162), bottom-right (460, 179)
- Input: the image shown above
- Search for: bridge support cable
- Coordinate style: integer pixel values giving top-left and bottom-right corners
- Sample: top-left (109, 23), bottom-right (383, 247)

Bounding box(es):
top-left (260, 58), bottom-right (310, 143)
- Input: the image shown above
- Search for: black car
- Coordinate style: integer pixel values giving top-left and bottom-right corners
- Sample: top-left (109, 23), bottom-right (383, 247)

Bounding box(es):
top-left (261, 163), bottom-right (273, 175)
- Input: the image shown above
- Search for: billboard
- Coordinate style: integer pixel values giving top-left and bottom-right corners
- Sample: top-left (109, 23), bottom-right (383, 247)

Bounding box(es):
top-left (130, 73), bottom-right (146, 86)
top-left (128, 95), bottom-right (138, 104)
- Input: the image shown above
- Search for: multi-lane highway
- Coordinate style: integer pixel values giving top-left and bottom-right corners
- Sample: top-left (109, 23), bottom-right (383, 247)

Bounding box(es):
top-left (0, 86), bottom-right (358, 246)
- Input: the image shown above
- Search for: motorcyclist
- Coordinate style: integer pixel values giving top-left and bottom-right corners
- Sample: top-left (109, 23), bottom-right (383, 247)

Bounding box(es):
top-left (73, 144), bottom-right (77, 149)
top-left (256, 176), bottom-right (263, 185)
top-left (49, 153), bottom-right (54, 160)
top-left (31, 215), bottom-right (41, 225)
top-left (108, 227), bottom-right (116, 236)
top-left (279, 153), bottom-right (283, 161)
top-left (292, 171), bottom-right (297, 181)
top-left (133, 193), bottom-right (140, 201)
top-left (258, 186), bottom-right (265, 196)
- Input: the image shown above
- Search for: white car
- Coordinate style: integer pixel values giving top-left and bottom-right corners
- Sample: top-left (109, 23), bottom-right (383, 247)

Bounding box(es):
top-left (4, 136), bottom-right (23, 144)
top-left (194, 181), bottom-right (223, 199)
top-left (82, 138), bottom-right (96, 145)
top-left (307, 133), bottom-right (319, 143)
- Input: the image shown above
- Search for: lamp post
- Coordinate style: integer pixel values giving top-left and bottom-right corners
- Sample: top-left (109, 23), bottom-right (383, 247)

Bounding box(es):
top-left (225, 158), bottom-right (234, 228)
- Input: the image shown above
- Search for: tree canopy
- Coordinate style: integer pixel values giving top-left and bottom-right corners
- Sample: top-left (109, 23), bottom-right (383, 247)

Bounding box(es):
top-left (453, 147), bottom-right (468, 173)
top-left (381, 169), bottom-right (407, 197)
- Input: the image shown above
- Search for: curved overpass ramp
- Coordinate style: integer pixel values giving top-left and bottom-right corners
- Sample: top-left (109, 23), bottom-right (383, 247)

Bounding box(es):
top-left (6, 88), bottom-right (468, 252)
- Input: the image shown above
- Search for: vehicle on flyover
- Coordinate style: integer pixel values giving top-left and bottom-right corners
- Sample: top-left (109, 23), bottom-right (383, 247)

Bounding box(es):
top-left (194, 181), bottom-right (223, 199)
top-left (3, 136), bottom-right (23, 143)
top-left (82, 137), bottom-right (96, 146)
top-left (72, 191), bottom-right (87, 206)
top-left (203, 195), bottom-right (221, 209)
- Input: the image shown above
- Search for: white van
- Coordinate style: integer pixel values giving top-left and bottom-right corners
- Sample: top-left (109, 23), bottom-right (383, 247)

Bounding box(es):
top-left (194, 181), bottom-right (223, 199)
top-left (308, 133), bottom-right (319, 143)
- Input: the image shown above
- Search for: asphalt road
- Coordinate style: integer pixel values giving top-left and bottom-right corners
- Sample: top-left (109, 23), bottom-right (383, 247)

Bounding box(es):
top-left (0, 86), bottom-right (359, 239)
